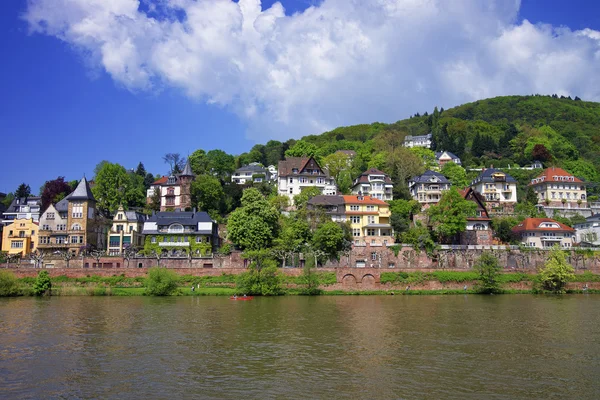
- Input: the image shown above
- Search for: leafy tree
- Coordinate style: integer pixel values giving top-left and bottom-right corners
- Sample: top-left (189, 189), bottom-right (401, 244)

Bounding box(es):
top-left (388, 199), bottom-right (421, 240)
top-left (40, 177), bottom-right (72, 211)
top-left (93, 162), bottom-right (146, 213)
top-left (441, 162), bottom-right (469, 188)
top-left (235, 258), bottom-right (282, 296)
top-left (206, 149), bottom-right (236, 179)
top-left (312, 221), bottom-right (349, 261)
top-left (385, 147), bottom-right (425, 187)
top-left (427, 187), bottom-right (477, 243)
top-left (284, 140), bottom-right (318, 158)
top-left (188, 149), bottom-right (210, 175)
top-left (191, 176), bottom-right (224, 215)
top-left (293, 186), bottom-right (322, 208)
top-left (145, 267), bottom-right (179, 296)
top-left (273, 217), bottom-right (312, 266)
top-left (538, 247), bottom-right (575, 293)
top-left (322, 152), bottom-right (350, 186)
top-left (1, 193), bottom-right (14, 208)
top-left (474, 252), bottom-right (502, 294)
top-left (33, 270), bottom-right (52, 296)
top-left (0, 270), bottom-right (20, 297)
top-left (531, 144), bottom-right (552, 162)
top-left (409, 147), bottom-right (437, 170)
top-left (145, 187), bottom-right (161, 214)
top-left (491, 217), bottom-right (520, 244)
top-left (227, 188), bottom-right (280, 250)
top-left (163, 153), bottom-right (186, 174)
top-left (15, 183), bottom-right (31, 198)
top-left (401, 222), bottom-right (436, 254)
top-left (264, 140), bottom-right (286, 166)
top-left (270, 195), bottom-right (290, 212)
top-left (298, 263), bottom-right (322, 295)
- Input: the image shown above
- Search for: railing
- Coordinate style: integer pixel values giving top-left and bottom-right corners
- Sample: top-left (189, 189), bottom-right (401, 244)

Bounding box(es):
top-left (541, 236), bottom-right (563, 240)
top-left (158, 242), bottom-right (190, 247)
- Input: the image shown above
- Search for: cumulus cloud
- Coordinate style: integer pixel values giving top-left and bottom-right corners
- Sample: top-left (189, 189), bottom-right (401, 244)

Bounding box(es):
top-left (24, 0), bottom-right (600, 141)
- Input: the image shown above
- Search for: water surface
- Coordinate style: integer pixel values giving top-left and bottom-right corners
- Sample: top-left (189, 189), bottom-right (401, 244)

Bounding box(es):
top-left (1, 295), bottom-right (599, 399)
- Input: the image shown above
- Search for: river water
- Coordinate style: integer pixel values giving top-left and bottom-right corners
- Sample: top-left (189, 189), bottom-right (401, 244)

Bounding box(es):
top-left (1, 295), bottom-right (599, 399)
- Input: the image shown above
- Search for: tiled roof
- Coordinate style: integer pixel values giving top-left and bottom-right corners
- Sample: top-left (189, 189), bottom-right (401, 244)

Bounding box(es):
top-left (278, 157), bottom-right (328, 177)
top-left (4, 197), bottom-right (42, 213)
top-left (354, 168), bottom-right (393, 185)
top-left (125, 211), bottom-right (146, 223)
top-left (435, 151), bottom-right (460, 160)
top-left (152, 176), bottom-right (169, 185)
top-left (342, 195), bottom-right (388, 206)
top-left (512, 218), bottom-right (575, 233)
top-left (458, 187), bottom-right (490, 219)
top-left (410, 170), bottom-right (450, 184)
top-left (66, 177), bottom-right (96, 201)
top-left (180, 159), bottom-right (194, 176)
top-left (529, 167), bottom-right (584, 185)
top-left (235, 164), bottom-right (267, 173)
top-left (55, 198), bottom-right (69, 212)
top-left (471, 168), bottom-right (517, 185)
top-left (147, 211), bottom-right (213, 225)
top-left (307, 195), bottom-right (345, 207)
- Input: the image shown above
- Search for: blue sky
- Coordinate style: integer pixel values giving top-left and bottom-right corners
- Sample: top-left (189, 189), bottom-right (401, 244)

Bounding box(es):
top-left (1, 0), bottom-right (600, 195)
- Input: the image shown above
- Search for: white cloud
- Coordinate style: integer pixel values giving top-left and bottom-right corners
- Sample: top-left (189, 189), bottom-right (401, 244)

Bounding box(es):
top-left (24, 0), bottom-right (600, 141)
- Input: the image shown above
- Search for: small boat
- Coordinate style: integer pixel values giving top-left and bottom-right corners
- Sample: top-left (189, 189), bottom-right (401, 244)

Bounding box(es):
top-left (230, 296), bottom-right (254, 301)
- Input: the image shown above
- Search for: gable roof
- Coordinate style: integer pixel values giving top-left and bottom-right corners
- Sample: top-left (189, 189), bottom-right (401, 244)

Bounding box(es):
top-left (66, 177), bottom-right (96, 201)
top-left (410, 170), bottom-right (450, 184)
top-left (55, 198), bottom-right (69, 213)
top-left (435, 151), bottom-right (460, 160)
top-left (512, 218), bottom-right (575, 233)
top-left (4, 196), bottom-right (42, 213)
top-left (353, 168), bottom-right (393, 185)
top-left (152, 176), bottom-right (169, 185)
top-left (471, 168), bottom-right (517, 185)
top-left (342, 195), bottom-right (389, 206)
top-left (278, 157), bottom-right (328, 177)
top-left (307, 195), bottom-right (345, 207)
top-left (457, 187), bottom-right (490, 219)
top-left (529, 167), bottom-right (584, 185)
top-left (235, 164), bottom-right (267, 174)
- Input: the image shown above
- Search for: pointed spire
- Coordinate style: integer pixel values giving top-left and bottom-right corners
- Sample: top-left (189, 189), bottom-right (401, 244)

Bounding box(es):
top-left (67, 176), bottom-right (96, 202)
top-left (180, 158), bottom-right (194, 177)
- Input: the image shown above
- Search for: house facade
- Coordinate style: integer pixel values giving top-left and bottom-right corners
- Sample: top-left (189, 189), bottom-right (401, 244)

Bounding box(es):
top-left (107, 205), bottom-right (146, 256)
top-left (350, 168), bottom-right (394, 201)
top-left (574, 215), bottom-right (600, 247)
top-left (403, 133), bottom-right (432, 148)
top-left (1, 218), bottom-right (39, 256)
top-left (232, 163), bottom-right (272, 184)
top-left (435, 151), bottom-right (461, 167)
top-left (1, 196), bottom-right (42, 226)
top-left (37, 177), bottom-right (108, 255)
top-left (142, 210), bottom-right (218, 257)
top-left (470, 168), bottom-right (518, 215)
top-left (277, 156), bottom-right (337, 202)
top-left (343, 195), bottom-right (393, 244)
top-left (512, 218), bottom-right (575, 249)
top-left (306, 195), bottom-right (346, 223)
top-left (146, 160), bottom-right (195, 211)
top-left (458, 188), bottom-right (492, 245)
top-left (409, 170), bottom-right (451, 209)
top-left (529, 167), bottom-right (588, 208)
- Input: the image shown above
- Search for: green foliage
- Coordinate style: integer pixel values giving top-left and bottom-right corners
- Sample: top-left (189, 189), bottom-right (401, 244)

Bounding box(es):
top-left (285, 140), bottom-right (319, 158)
top-left (441, 162), bottom-right (469, 188)
top-left (388, 199), bottom-right (421, 239)
top-left (191, 175), bottom-right (224, 215)
top-left (401, 223), bottom-right (436, 255)
top-left (293, 186), bottom-right (322, 209)
top-left (235, 260), bottom-right (282, 296)
top-left (92, 161), bottom-right (146, 212)
top-left (312, 221), bottom-right (348, 260)
top-left (227, 188), bottom-right (280, 250)
top-left (491, 217), bottom-right (521, 244)
top-left (427, 187), bottom-right (477, 243)
top-left (33, 270), bottom-right (52, 296)
top-left (538, 247), bottom-right (575, 294)
top-left (298, 264), bottom-right (322, 295)
top-left (473, 252), bottom-right (503, 294)
top-left (145, 267), bottom-right (179, 296)
top-left (0, 270), bottom-right (21, 297)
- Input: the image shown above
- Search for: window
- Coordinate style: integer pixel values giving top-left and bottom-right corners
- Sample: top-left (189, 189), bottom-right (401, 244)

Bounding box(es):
top-left (56, 236), bottom-right (66, 244)
top-left (72, 202), bottom-right (83, 218)
top-left (31, 230), bottom-right (35, 236)
top-left (167, 187), bottom-right (175, 196)
top-left (352, 228), bottom-right (361, 237)
top-left (166, 198), bottom-right (175, 206)
top-left (317, 178), bottom-right (324, 184)
top-left (151, 237), bottom-right (156, 243)
top-left (350, 216), bottom-right (361, 224)
top-left (11, 241), bottom-right (24, 249)
top-left (289, 188), bottom-right (293, 194)
top-left (289, 177), bottom-right (293, 183)
top-left (366, 205), bottom-right (375, 211)
top-left (129, 226), bottom-right (134, 233)
top-left (42, 225), bottom-right (50, 230)
top-left (47, 212), bottom-right (55, 220)
top-left (367, 216), bottom-right (375, 224)
top-left (168, 224), bottom-right (184, 233)
top-left (57, 224), bottom-right (66, 231)
top-left (367, 228), bottom-right (376, 236)
top-left (388, 262), bottom-right (395, 268)
top-left (299, 177), bottom-right (308, 183)
top-left (71, 223), bottom-right (82, 231)
top-left (371, 252), bottom-right (377, 261)
top-left (40, 237), bottom-right (49, 244)
top-left (118, 214), bottom-right (123, 220)
top-left (350, 205), bottom-right (360, 211)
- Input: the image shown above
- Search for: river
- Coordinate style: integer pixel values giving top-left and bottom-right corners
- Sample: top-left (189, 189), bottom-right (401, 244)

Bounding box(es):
top-left (1, 295), bottom-right (599, 399)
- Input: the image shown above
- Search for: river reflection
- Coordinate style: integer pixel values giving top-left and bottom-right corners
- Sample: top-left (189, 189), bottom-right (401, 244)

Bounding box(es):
top-left (1, 295), bottom-right (599, 399)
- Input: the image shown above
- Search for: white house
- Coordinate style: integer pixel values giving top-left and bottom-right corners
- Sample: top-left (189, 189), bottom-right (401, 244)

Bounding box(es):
top-left (512, 218), bottom-right (576, 249)
top-left (232, 163), bottom-right (272, 184)
top-left (574, 215), bottom-right (600, 247)
top-left (404, 133), bottom-right (432, 148)
top-left (351, 168), bottom-right (394, 201)
top-left (277, 156), bottom-right (337, 202)
top-left (470, 168), bottom-right (518, 214)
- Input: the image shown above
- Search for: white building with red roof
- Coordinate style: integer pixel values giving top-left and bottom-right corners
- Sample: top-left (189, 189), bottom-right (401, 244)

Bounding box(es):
top-left (277, 156), bottom-right (337, 202)
top-left (512, 217), bottom-right (575, 249)
top-left (529, 167), bottom-right (588, 208)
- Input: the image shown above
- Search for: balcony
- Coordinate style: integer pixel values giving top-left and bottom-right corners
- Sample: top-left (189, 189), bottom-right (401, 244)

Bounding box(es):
top-left (158, 242), bottom-right (190, 247)
top-left (541, 236), bottom-right (563, 241)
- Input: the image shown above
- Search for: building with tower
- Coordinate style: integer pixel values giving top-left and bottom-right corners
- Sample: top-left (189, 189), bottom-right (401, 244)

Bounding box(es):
top-left (146, 160), bottom-right (196, 211)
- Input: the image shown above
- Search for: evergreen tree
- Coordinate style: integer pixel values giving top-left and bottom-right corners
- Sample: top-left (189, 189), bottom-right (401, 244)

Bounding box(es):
top-left (135, 162), bottom-right (146, 177)
top-left (15, 183), bottom-right (31, 198)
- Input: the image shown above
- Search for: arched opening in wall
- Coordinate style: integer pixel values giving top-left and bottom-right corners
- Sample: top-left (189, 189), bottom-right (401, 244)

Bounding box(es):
top-left (138, 263), bottom-right (143, 268)
top-left (361, 274), bottom-right (376, 289)
top-left (342, 274), bottom-right (357, 287)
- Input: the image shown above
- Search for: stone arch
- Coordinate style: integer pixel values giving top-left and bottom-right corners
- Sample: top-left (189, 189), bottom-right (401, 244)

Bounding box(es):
top-left (361, 274), bottom-right (376, 289)
top-left (342, 274), bottom-right (357, 287)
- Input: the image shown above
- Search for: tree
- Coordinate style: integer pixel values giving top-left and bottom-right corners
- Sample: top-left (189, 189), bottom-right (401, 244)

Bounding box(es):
top-left (491, 217), bottom-right (520, 244)
top-left (0, 270), bottom-right (20, 297)
top-left (40, 177), bottom-right (72, 211)
top-left (227, 188), bottom-right (280, 250)
top-left (191, 176), bottom-right (224, 215)
top-left (312, 221), bottom-right (347, 261)
top-left (93, 162), bottom-right (146, 213)
top-left (1, 193), bottom-right (14, 208)
top-left (401, 222), bottom-right (436, 254)
top-left (135, 162), bottom-right (147, 177)
top-left (33, 270), bottom-right (52, 296)
top-left (531, 144), bottom-right (552, 162)
top-left (145, 267), bottom-right (179, 296)
top-left (293, 186), bottom-right (322, 208)
top-left (538, 246), bottom-right (575, 293)
top-left (385, 147), bottom-right (425, 188)
top-left (206, 149), bottom-right (236, 179)
top-left (298, 263), bottom-right (322, 295)
top-left (474, 252), bottom-right (502, 294)
top-left (409, 147), bottom-right (437, 170)
top-left (146, 187), bottom-right (161, 214)
top-left (427, 187), bottom-right (477, 243)
top-left (188, 149), bottom-right (210, 176)
top-left (15, 183), bottom-right (31, 198)
top-left (29, 250), bottom-right (47, 269)
top-left (163, 153), bottom-right (185, 174)
top-left (272, 218), bottom-right (312, 267)
top-left (59, 250), bottom-right (75, 268)
top-left (388, 199), bottom-right (421, 240)
top-left (122, 245), bottom-right (138, 268)
top-left (235, 258), bottom-right (282, 296)
top-left (441, 162), bottom-right (469, 188)
top-left (144, 173), bottom-right (155, 190)
top-left (90, 249), bottom-right (105, 267)
top-left (284, 140), bottom-right (318, 158)
top-left (322, 152), bottom-right (350, 187)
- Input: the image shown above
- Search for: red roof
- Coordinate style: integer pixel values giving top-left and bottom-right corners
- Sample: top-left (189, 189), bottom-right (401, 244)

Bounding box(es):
top-left (152, 176), bottom-right (168, 185)
top-left (512, 218), bottom-right (575, 233)
top-left (342, 195), bottom-right (388, 206)
top-left (530, 167), bottom-right (583, 185)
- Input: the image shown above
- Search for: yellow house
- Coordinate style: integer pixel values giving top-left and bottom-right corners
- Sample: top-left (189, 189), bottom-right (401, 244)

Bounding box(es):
top-left (342, 195), bottom-right (393, 244)
top-left (1, 218), bottom-right (39, 256)
top-left (107, 205), bottom-right (146, 256)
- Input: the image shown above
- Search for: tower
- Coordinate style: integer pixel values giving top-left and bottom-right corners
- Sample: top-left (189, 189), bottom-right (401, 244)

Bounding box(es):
top-left (178, 159), bottom-right (195, 211)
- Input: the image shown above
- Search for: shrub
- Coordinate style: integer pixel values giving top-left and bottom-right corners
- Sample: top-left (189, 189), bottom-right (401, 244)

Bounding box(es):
top-left (0, 270), bottom-right (21, 297)
top-left (473, 252), bottom-right (503, 294)
top-left (33, 270), bottom-right (52, 296)
top-left (298, 265), bottom-right (322, 295)
top-left (538, 247), bottom-right (575, 293)
top-left (145, 267), bottom-right (179, 296)
top-left (235, 260), bottom-right (282, 296)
